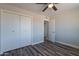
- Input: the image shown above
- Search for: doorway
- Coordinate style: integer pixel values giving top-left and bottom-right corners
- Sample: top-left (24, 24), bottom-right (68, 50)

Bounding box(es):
top-left (44, 21), bottom-right (49, 41)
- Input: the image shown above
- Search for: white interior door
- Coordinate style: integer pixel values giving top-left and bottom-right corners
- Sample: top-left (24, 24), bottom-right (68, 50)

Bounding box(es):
top-left (1, 12), bottom-right (20, 52)
top-left (49, 19), bottom-right (55, 42)
top-left (20, 16), bottom-right (32, 47)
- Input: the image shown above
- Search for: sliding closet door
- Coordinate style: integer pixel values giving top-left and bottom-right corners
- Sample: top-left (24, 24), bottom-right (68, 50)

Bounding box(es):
top-left (1, 11), bottom-right (21, 52)
top-left (20, 16), bottom-right (32, 47)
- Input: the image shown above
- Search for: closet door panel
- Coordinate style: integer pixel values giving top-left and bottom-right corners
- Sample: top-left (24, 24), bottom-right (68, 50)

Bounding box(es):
top-left (1, 12), bottom-right (20, 52)
top-left (20, 16), bottom-right (32, 47)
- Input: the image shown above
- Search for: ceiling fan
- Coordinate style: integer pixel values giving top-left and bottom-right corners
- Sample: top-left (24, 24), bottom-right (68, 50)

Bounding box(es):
top-left (36, 3), bottom-right (58, 12)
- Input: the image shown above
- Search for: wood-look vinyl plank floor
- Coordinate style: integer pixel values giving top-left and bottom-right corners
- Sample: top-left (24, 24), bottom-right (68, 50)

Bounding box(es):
top-left (1, 40), bottom-right (79, 56)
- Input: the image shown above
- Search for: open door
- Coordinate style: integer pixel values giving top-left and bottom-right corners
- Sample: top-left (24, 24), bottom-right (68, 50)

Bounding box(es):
top-left (44, 21), bottom-right (49, 41)
top-left (49, 19), bottom-right (55, 42)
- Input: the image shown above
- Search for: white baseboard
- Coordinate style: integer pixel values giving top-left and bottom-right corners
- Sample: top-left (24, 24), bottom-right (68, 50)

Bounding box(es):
top-left (56, 41), bottom-right (79, 49)
top-left (32, 40), bottom-right (44, 45)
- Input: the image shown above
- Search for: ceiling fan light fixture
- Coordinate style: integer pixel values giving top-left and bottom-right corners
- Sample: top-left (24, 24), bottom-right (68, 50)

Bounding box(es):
top-left (48, 4), bottom-right (53, 8)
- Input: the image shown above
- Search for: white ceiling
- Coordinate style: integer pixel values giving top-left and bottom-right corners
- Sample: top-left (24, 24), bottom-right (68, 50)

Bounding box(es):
top-left (4, 3), bottom-right (79, 16)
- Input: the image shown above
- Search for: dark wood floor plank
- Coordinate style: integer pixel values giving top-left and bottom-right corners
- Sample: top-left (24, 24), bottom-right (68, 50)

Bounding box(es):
top-left (49, 42), bottom-right (79, 56)
top-left (42, 42), bottom-right (65, 56)
top-left (39, 43), bottom-right (56, 56)
top-left (38, 53), bottom-right (43, 56)
top-left (42, 43), bottom-right (59, 55)
top-left (36, 44), bottom-right (52, 56)
top-left (41, 42), bottom-right (64, 56)
top-left (46, 42), bottom-right (75, 56)
top-left (19, 47), bottom-right (28, 56)
top-left (25, 46), bottom-right (33, 56)
top-left (56, 42), bottom-right (79, 52)
top-left (32, 45), bottom-right (47, 56)
top-left (1, 40), bottom-right (79, 56)
top-left (28, 45), bottom-right (39, 56)
top-left (55, 42), bottom-right (79, 55)
top-left (44, 41), bottom-right (74, 56)
top-left (40, 43), bottom-right (58, 56)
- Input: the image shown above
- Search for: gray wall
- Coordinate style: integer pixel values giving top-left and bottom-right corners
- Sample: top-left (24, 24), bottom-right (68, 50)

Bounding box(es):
top-left (32, 15), bottom-right (44, 44)
top-left (55, 8), bottom-right (79, 48)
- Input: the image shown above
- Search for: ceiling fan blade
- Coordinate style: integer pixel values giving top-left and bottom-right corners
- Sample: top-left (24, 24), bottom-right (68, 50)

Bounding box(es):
top-left (54, 3), bottom-right (59, 4)
top-left (52, 5), bottom-right (57, 11)
top-left (42, 6), bottom-right (48, 12)
top-left (36, 3), bottom-right (47, 4)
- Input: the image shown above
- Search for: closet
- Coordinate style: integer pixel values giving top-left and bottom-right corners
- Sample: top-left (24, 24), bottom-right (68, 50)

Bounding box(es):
top-left (0, 9), bottom-right (32, 54)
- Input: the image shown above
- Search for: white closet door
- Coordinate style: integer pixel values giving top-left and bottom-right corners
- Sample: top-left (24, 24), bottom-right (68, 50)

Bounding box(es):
top-left (1, 12), bottom-right (21, 52)
top-left (20, 16), bottom-right (32, 47)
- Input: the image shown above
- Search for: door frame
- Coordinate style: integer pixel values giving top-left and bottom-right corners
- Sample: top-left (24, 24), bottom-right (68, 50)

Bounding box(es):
top-left (44, 20), bottom-right (49, 41)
